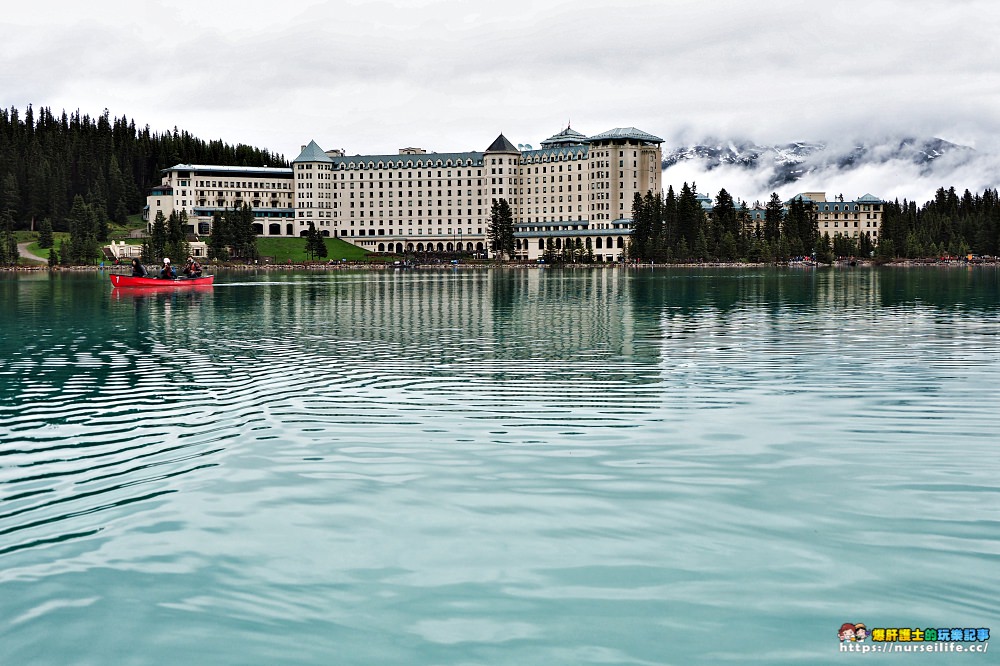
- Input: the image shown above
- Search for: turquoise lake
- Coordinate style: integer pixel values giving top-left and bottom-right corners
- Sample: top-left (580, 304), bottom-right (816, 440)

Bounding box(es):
top-left (1, 267), bottom-right (998, 664)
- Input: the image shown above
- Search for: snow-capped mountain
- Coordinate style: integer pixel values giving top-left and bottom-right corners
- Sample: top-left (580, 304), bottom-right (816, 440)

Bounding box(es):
top-left (661, 137), bottom-right (973, 190)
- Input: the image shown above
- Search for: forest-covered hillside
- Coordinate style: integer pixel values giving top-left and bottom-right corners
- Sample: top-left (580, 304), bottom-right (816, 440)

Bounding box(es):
top-left (0, 105), bottom-right (286, 230)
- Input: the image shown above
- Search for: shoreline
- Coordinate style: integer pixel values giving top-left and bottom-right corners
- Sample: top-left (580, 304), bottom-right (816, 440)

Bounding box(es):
top-left (3, 258), bottom-right (998, 273)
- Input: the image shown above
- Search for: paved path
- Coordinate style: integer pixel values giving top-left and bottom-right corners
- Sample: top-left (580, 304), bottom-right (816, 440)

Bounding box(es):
top-left (17, 242), bottom-right (47, 263)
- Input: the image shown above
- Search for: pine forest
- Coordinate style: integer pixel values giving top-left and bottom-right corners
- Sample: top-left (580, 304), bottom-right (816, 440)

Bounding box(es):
top-left (0, 104), bottom-right (286, 231)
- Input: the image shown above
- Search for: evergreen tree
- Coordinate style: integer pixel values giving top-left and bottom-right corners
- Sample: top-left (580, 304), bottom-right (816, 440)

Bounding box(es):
top-left (661, 185), bottom-right (677, 252)
top-left (227, 203), bottom-right (258, 260)
top-left (92, 201), bottom-right (110, 242)
top-left (677, 182), bottom-right (703, 247)
top-left (0, 211), bottom-right (17, 265)
top-left (736, 200), bottom-right (751, 257)
top-left (165, 210), bottom-right (188, 261)
top-left (717, 231), bottom-right (737, 261)
top-left (693, 226), bottom-right (709, 261)
top-left (65, 194), bottom-right (98, 263)
top-left (630, 192), bottom-right (651, 260)
top-left (675, 237), bottom-right (690, 262)
top-left (817, 232), bottom-right (835, 264)
top-left (1, 173), bottom-right (20, 220)
top-left (48, 246), bottom-right (59, 269)
top-left (763, 193), bottom-right (783, 243)
top-left (858, 231), bottom-right (875, 258)
top-left (543, 237), bottom-right (555, 263)
top-left (712, 188), bottom-right (737, 257)
top-left (315, 229), bottom-right (328, 260)
top-left (150, 210), bottom-right (167, 260)
top-left (487, 198), bottom-right (514, 260)
top-left (305, 221), bottom-right (323, 260)
top-left (784, 196), bottom-right (816, 257)
top-left (208, 211), bottom-right (229, 261)
top-left (38, 218), bottom-right (54, 248)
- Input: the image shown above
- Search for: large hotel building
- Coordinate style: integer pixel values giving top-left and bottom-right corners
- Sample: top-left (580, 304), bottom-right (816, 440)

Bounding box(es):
top-left (146, 125), bottom-right (664, 261)
top-left (144, 126), bottom-right (882, 260)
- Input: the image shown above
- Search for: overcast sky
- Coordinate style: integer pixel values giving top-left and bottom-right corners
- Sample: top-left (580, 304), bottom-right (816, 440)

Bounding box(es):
top-left (2, 0), bottom-right (997, 198)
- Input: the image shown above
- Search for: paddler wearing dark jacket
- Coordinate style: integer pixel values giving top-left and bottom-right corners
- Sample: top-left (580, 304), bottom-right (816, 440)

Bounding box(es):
top-left (131, 258), bottom-right (148, 277)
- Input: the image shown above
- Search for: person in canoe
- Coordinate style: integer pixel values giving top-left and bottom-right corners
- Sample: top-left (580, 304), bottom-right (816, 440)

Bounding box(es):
top-left (131, 258), bottom-right (148, 278)
top-left (183, 256), bottom-right (203, 278)
top-left (159, 257), bottom-right (176, 279)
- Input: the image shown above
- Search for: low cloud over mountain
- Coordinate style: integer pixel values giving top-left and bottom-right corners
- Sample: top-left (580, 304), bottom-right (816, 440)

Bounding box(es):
top-left (660, 136), bottom-right (996, 206)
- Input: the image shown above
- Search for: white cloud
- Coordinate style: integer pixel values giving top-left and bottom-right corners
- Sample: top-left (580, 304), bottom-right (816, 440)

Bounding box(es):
top-left (2, 0), bottom-right (997, 176)
top-left (663, 140), bottom-right (1000, 207)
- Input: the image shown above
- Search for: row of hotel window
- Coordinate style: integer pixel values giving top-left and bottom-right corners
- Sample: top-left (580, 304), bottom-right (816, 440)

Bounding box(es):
top-left (295, 180), bottom-right (640, 197)
top-left (293, 150), bottom-right (648, 172)
top-left (294, 209), bottom-right (623, 226)
top-left (297, 172), bottom-right (639, 186)
top-left (296, 201), bottom-right (609, 214)
top-left (296, 161), bottom-right (646, 177)
top-left (307, 190), bottom-right (629, 200)
top-left (181, 180), bottom-right (291, 189)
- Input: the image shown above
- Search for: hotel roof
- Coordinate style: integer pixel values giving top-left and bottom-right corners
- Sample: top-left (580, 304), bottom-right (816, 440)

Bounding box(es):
top-left (587, 127), bottom-right (664, 144)
top-left (485, 133), bottom-right (519, 152)
top-left (293, 140), bottom-right (334, 163)
top-left (330, 152), bottom-right (485, 169)
top-left (162, 164), bottom-right (293, 175)
top-left (540, 126), bottom-right (588, 147)
top-left (790, 192), bottom-right (882, 205)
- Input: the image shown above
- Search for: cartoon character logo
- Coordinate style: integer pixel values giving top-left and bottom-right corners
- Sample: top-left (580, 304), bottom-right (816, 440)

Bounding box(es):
top-left (839, 623), bottom-right (857, 642)
top-left (854, 623), bottom-right (868, 642)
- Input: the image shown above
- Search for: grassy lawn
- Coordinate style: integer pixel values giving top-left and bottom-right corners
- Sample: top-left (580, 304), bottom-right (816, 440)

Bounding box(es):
top-left (254, 236), bottom-right (380, 263)
top-left (12, 226), bottom-right (388, 265)
top-left (25, 232), bottom-right (69, 259)
top-left (12, 230), bottom-right (52, 263)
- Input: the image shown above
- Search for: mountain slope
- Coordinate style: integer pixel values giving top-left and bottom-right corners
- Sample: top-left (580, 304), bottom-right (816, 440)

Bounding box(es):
top-left (661, 137), bottom-right (974, 189)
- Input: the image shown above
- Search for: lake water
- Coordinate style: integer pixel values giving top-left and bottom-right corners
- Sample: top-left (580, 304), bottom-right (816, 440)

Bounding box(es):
top-left (1, 267), bottom-right (998, 664)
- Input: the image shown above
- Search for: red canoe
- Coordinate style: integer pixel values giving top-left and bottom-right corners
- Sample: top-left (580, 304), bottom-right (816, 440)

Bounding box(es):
top-left (110, 274), bottom-right (215, 288)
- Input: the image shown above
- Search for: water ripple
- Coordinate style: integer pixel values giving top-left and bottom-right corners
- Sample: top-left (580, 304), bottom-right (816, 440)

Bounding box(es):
top-left (1, 268), bottom-right (999, 664)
